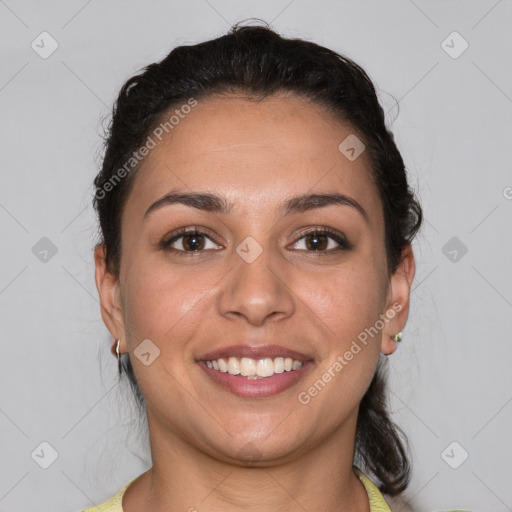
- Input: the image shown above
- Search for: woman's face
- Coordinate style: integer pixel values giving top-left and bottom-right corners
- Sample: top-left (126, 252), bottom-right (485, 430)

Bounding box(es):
top-left (96, 93), bottom-right (412, 464)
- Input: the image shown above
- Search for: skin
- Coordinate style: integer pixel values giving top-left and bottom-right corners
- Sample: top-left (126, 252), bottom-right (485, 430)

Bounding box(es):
top-left (95, 93), bottom-right (415, 512)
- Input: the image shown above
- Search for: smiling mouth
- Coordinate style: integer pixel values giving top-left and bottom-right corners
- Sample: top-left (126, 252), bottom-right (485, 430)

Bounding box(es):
top-left (196, 344), bottom-right (314, 398)
top-left (202, 356), bottom-right (305, 379)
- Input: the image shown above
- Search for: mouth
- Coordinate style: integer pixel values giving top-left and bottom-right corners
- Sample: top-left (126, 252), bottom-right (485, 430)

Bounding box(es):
top-left (196, 344), bottom-right (314, 398)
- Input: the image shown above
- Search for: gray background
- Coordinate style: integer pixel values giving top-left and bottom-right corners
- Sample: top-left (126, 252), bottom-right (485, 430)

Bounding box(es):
top-left (1, 1), bottom-right (511, 511)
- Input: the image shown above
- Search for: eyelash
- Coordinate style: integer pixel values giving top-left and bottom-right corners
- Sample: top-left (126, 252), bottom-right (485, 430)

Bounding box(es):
top-left (160, 226), bottom-right (351, 256)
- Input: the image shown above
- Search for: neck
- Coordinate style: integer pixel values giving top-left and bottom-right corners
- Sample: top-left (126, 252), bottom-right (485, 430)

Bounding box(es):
top-left (123, 410), bottom-right (370, 512)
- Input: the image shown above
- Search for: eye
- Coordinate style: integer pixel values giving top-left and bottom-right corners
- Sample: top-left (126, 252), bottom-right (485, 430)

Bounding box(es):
top-left (290, 227), bottom-right (350, 253)
top-left (161, 228), bottom-right (222, 254)
top-left (160, 226), bottom-right (350, 256)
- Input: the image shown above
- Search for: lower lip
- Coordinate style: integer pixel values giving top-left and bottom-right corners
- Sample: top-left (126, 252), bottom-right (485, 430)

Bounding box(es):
top-left (198, 361), bottom-right (314, 398)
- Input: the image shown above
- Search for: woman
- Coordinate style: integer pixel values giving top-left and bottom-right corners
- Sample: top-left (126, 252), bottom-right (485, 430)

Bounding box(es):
top-left (83, 21), bottom-right (444, 511)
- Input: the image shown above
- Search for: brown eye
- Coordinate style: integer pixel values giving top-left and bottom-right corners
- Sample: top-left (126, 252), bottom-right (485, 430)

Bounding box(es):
top-left (304, 233), bottom-right (329, 251)
top-left (180, 233), bottom-right (206, 251)
top-left (291, 228), bottom-right (350, 253)
top-left (161, 228), bottom-right (222, 254)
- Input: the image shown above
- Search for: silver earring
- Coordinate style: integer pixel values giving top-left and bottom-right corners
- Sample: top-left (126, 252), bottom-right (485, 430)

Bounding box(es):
top-left (112, 339), bottom-right (122, 375)
top-left (393, 332), bottom-right (402, 343)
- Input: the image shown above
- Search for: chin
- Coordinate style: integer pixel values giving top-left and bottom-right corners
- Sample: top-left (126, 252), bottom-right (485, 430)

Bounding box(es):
top-left (205, 433), bottom-right (307, 467)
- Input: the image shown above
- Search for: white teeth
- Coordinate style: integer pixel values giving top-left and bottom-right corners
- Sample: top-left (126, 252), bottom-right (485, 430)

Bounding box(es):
top-left (256, 358), bottom-right (274, 377)
top-left (240, 357), bottom-right (256, 376)
top-left (273, 357), bottom-right (284, 374)
top-left (227, 357), bottom-right (240, 375)
top-left (292, 360), bottom-right (302, 370)
top-left (218, 358), bottom-right (228, 372)
top-left (204, 356), bottom-right (305, 378)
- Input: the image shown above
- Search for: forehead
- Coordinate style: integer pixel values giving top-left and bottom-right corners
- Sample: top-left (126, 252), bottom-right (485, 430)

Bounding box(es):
top-left (125, 94), bottom-right (381, 222)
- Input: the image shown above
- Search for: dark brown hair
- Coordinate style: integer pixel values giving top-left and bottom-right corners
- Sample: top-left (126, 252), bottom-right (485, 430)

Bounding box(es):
top-left (93, 21), bottom-right (422, 497)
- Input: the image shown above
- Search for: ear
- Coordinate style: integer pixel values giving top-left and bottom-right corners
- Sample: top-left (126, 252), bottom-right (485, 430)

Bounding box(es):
top-left (381, 244), bottom-right (416, 355)
top-left (94, 244), bottom-right (127, 353)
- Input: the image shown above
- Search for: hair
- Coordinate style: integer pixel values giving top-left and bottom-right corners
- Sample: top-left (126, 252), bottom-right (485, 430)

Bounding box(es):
top-left (93, 21), bottom-right (422, 497)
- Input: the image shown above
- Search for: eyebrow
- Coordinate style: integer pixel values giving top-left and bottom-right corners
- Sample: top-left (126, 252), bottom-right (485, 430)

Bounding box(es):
top-left (144, 189), bottom-right (369, 223)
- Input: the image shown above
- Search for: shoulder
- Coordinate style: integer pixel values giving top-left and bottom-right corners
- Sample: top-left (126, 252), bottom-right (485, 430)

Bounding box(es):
top-left (79, 479), bottom-right (135, 512)
top-left (354, 468), bottom-right (470, 512)
top-left (354, 467), bottom-right (393, 511)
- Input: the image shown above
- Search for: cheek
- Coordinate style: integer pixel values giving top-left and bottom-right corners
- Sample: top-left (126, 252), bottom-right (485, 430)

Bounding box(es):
top-left (293, 265), bottom-right (385, 423)
top-left (119, 259), bottom-right (214, 412)
top-left (300, 261), bottom-right (387, 349)
top-left (121, 255), bottom-right (218, 352)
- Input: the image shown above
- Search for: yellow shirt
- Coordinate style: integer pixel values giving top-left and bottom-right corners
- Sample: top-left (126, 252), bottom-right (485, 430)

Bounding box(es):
top-left (80, 469), bottom-right (393, 511)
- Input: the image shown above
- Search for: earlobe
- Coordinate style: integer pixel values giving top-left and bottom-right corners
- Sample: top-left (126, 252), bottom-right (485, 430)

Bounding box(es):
top-left (381, 244), bottom-right (416, 355)
top-left (94, 245), bottom-right (126, 351)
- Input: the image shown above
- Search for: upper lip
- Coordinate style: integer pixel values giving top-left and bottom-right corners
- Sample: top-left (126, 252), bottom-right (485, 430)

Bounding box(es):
top-left (197, 344), bottom-right (313, 362)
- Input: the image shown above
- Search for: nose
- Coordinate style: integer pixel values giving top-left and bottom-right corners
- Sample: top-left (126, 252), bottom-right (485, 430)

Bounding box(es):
top-left (218, 242), bottom-right (295, 327)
